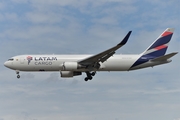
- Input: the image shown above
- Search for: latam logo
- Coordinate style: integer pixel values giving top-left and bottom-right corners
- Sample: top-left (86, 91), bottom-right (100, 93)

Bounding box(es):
top-left (27, 56), bottom-right (33, 65)
top-left (34, 57), bottom-right (57, 65)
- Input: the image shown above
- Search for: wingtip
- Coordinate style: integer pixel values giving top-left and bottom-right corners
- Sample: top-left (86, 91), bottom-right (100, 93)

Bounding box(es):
top-left (118, 31), bottom-right (132, 46)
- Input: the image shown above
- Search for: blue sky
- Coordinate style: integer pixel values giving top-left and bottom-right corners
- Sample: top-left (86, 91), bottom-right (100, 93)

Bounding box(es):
top-left (0, 0), bottom-right (180, 120)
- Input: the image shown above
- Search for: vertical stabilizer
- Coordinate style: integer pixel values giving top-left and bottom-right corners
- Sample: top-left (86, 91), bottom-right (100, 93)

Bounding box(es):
top-left (130, 28), bottom-right (175, 69)
top-left (142, 28), bottom-right (174, 57)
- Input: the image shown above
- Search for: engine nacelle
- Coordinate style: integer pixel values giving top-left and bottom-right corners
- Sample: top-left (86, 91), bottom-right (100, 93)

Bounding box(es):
top-left (60, 71), bottom-right (82, 77)
top-left (60, 62), bottom-right (82, 71)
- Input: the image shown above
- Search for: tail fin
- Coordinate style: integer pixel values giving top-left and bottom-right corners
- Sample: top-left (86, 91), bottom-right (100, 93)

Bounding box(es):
top-left (142, 28), bottom-right (174, 57)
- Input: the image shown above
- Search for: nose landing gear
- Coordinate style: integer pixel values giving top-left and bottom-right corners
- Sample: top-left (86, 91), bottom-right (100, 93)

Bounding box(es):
top-left (17, 75), bottom-right (20, 78)
top-left (16, 70), bottom-right (20, 79)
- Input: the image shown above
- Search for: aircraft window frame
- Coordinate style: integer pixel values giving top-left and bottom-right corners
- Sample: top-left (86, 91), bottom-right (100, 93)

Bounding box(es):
top-left (8, 58), bottom-right (14, 61)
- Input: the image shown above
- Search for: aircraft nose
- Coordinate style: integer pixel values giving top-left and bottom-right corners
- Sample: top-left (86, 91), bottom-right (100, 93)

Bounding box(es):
top-left (4, 61), bottom-right (8, 67)
top-left (4, 61), bottom-right (11, 68)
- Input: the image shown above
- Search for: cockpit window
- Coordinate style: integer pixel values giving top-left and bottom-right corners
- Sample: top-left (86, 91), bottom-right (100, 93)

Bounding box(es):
top-left (8, 58), bottom-right (14, 61)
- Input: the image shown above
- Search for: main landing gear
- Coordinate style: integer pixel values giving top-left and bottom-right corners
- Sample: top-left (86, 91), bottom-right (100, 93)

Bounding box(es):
top-left (84, 71), bottom-right (96, 81)
top-left (16, 70), bottom-right (20, 79)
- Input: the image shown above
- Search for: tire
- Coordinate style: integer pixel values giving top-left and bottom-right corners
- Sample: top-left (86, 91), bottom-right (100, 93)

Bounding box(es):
top-left (17, 75), bottom-right (20, 79)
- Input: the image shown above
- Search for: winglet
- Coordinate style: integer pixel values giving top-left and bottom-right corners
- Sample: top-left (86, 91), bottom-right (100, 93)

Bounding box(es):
top-left (117, 31), bottom-right (132, 46)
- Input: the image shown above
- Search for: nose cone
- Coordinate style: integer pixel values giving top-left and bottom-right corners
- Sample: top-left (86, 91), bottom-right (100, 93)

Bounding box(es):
top-left (4, 61), bottom-right (11, 68)
top-left (4, 61), bottom-right (8, 67)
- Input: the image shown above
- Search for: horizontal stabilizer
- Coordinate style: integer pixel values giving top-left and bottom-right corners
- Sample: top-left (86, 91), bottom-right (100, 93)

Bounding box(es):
top-left (151, 52), bottom-right (178, 61)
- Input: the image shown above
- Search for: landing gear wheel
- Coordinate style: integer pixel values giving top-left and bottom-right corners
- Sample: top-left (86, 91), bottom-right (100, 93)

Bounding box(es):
top-left (16, 70), bottom-right (20, 79)
top-left (84, 71), bottom-right (96, 81)
top-left (17, 75), bottom-right (20, 79)
top-left (84, 77), bottom-right (93, 81)
top-left (85, 77), bottom-right (89, 81)
top-left (91, 72), bottom-right (96, 76)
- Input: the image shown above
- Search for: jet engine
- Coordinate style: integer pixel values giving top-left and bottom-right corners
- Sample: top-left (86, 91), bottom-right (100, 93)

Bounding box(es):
top-left (60, 62), bottom-right (84, 71)
top-left (60, 71), bottom-right (82, 77)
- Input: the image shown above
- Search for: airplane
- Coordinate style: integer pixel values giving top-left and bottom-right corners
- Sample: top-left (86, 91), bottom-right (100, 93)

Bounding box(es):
top-left (4, 28), bottom-right (178, 81)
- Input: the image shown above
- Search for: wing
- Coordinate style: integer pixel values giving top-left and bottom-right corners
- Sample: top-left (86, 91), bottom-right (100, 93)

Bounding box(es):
top-left (78, 31), bottom-right (132, 69)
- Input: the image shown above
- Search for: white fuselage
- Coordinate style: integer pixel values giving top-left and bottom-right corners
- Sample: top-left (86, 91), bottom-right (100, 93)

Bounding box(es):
top-left (4, 54), bottom-right (169, 72)
top-left (3, 28), bottom-right (176, 80)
